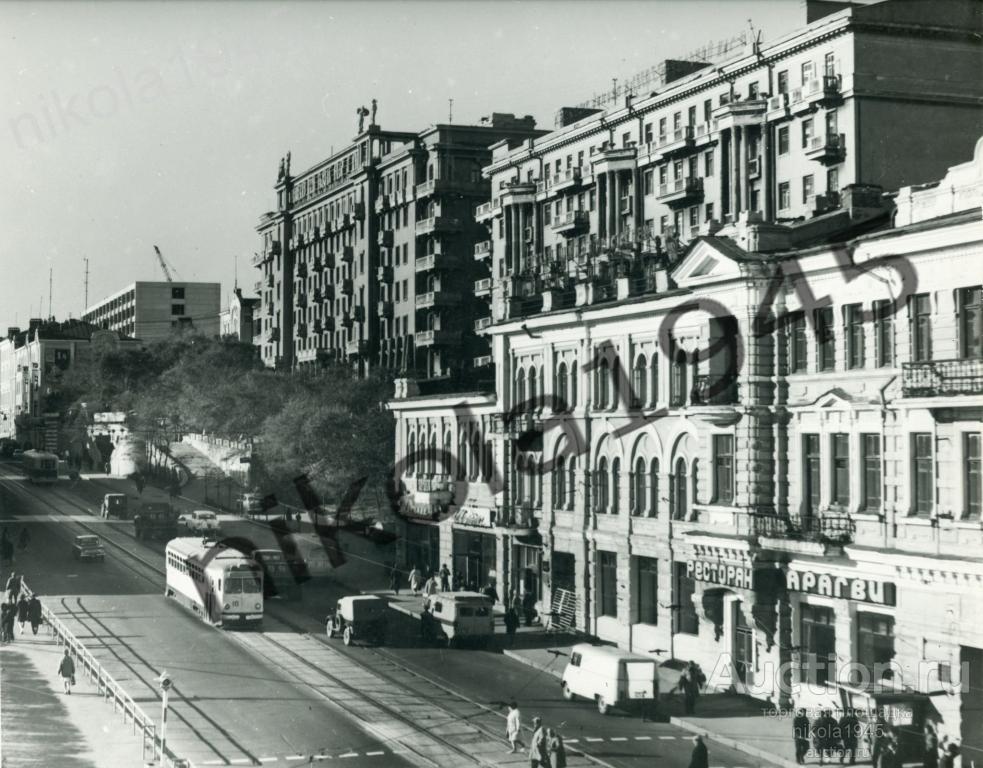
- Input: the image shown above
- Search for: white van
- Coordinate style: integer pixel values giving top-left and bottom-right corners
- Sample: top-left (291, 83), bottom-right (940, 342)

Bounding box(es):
top-left (421, 592), bottom-right (494, 647)
top-left (561, 643), bottom-right (659, 715)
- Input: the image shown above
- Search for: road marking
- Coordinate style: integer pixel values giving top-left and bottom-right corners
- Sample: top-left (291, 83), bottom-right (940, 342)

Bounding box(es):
top-left (229, 760), bottom-right (251, 765)
top-left (339, 753), bottom-right (358, 759)
top-left (285, 756), bottom-right (305, 761)
top-left (365, 752), bottom-right (385, 756)
top-left (635, 736), bottom-right (652, 740)
top-left (585, 737), bottom-right (604, 742)
top-left (659, 735), bottom-right (677, 740)
top-left (258, 760), bottom-right (279, 764)
top-left (566, 738), bottom-right (579, 743)
top-left (610, 737), bottom-right (628, 741)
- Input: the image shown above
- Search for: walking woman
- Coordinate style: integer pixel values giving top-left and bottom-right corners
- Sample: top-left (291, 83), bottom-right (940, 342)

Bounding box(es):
top-left (58, 648), bottom-right (76, 694)
top-left (16, 593), bottom-right (28, 634)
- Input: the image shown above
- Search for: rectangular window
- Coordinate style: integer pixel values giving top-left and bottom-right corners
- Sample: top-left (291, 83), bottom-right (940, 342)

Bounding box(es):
top-left (674, 562), bottom-right (699, 635)
top-left (801, 60), bottom-right (814, 85)
top-left (802, 174), bottom-right (815, 204)
top-left (598, 551), bottom-right (617, 618)
top-left (644, 170), bottom-right (654, 195)
top-left (959, 286), bottom-right (982, 358)
top-left (658, 117), bottom-right (667, 139)
top-left (778, 182), bottom-right (790, 210)
top-left (862, 434), bottom-right (882, 512)
top-left (827, 168), bottom-right (839, 196)
top-left (824, 52), bottom-right (836, 76)
top-left (966, 433), bottom-right (982, 520)
top-left (874, 299), bottom-right (894, 367)
top-left (171, 304), bottom-right (185, 316)
top-left (777, 70), bottom-right (789, 94)
top-left (778, 127), bottom-right (790, 155)
top-left (171, 287), bottom-right (185, 300)
top-left (815, 306), bottom-right (834, 371)
top-left (748, 81), bottom-right (760, 100)
top-left (688, 206), bottom-right (698, 228)
top-left (704, 150), bottom-right (714, 177)
top-left (635, 556), bottom-right (658, 625)
top-left (912, 433), bottom-right (933, 516)
top-left (857, 613), bottom-right (895, 679)
top-left (910, 294), bottom-right (932, 362)
top-left (845, 303), bottom-right (865, 369)
top-left (800, 604), bottom-right (836, 686)
top-left (802, 119), bottom-right (814, 149)
top-left (644, 123), bottom-right (653, 144)
top-left (788, 311), bottom-right (807, 373)
top-left (804, 434), bottom-right (821, 514)
top-left (703, 99), bottom-right (712, 123)
top-left (705, 202), bottom-right (714, 222)
top-left (831, 433), bottom-right (850, 507)
top-left (713, 435), bottom-right (735, 504)
top-left (660, 215), bottom-right (669, 233)
top-left (687, 105), bottom-right (697, 126)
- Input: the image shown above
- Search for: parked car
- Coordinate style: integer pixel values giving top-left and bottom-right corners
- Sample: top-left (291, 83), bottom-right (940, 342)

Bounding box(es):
top-left (326, 595), bottom-right (387, 646)
top-left (72, 535), bottom-right (105, 562)
top-left (561, 643), bottom-right (659, 715)
top-left (421, 591), bottom-right (494, 648)
top-left (177, 510), bottom-right (221, 535)
top-left (100, 493), bottom-right (129, 519)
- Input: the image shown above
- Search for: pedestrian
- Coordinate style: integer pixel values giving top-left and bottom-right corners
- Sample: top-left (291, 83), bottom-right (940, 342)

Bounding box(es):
top-left (509, 586), bottom-right (520, 612)
top-left (877, 733), bottom-right (899, 768)
top-left (922, 723), bottom-right (939, 768)
top-left (673, 668), bottom-right (699, 715)
top-left (793, 708), bottom-right (812, 765)
top-left (16, 593), bottom-right (28, 633)
top-left (687, 660), bottom-right (707, 691)
top-left (27, 593), bottom-right (42, 635)
top-left (424, 574), bottom-right (438, 598)
top-left (5, 571), bottom-right (21, 602)
top-left (839, 709), bottom-right (861, 766)
top-left (389, 564), bottom-right (400, 595)
top-left (58, 648), bottom-right (76, 694)
top-left (689, 735), bottom-right (709, 768)
top-left (439, 563), bottom-right (450, 592)
top-left (482, 581), bottom-right (499, 605)
top-left (528, 716), bottom-right (549, 768)
top-left (409, 565), bottom-right (422, 596)
top-left (17, 527), bottom-right (30, 552)
top-left (2, 597), bottom-right (15, 642)
top-left (505, 700), bottom-right (524, 753)
top-left (813, 709), bottom-right (839, 766)
top-left (0, 601), bottom-right (9, 642)
top-left (939, 739), bottom-right (959, 768)
top-left (547, 727), bottom-right (567, 768)
top-left (522, 589), bottom-right (536, 626)
top-left (504, 605), bottom-right (519, 646)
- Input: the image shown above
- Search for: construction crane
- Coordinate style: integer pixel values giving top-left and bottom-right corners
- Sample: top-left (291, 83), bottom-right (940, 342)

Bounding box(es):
top-left (152, 245), bottom-right (180, 282)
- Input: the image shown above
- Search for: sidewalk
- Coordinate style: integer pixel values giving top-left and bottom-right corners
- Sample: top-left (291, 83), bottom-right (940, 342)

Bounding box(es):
top-left (0, 627), bottom-right (151, 768)
top-left (501, 642), bottom-right (806, 768)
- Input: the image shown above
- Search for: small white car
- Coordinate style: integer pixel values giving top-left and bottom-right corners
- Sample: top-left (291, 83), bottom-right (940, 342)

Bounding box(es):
top-left (178, 510), bottom-right (221, 535)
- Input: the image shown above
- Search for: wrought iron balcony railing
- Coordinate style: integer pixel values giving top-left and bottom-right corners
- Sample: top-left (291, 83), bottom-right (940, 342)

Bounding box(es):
top-left (902, 358), bottom-right (983, 397)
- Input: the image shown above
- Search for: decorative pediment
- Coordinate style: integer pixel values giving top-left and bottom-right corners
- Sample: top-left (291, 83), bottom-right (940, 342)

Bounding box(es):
top-left (670, 237), bottom-right (747, 287)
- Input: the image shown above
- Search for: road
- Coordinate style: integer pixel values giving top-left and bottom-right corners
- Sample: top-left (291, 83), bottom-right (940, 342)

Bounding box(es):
top-left (0, 465), bottom-right (783, 768)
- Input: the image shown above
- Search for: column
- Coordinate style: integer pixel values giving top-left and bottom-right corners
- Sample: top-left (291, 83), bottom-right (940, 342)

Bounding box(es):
top-left (519, 205), bottom-right (528, 271)
top-left (633, 167), bottom-right (643, 233)
top-left (742, 127), bottom-right (752, 214)
top-left (598, 173), bottom-right (607, 240)
top-left (512, 207), bottom-right (521, 273)
top-left (503, 204), bottom-right (512, 273)
top-left (730, 127), bottom-right (742, 218)
top-left (607, 171), bottom-right (617, 244)
top-left (761, 122), bottom-right (772, 221)
top-left (613, 172), bottom-right (622, 241)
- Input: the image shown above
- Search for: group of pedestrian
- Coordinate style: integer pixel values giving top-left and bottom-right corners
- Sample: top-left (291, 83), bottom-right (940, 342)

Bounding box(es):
top-left (0, 572), bottom-right (43, 642)
top-left (504, 702), bottom-right (567, 768)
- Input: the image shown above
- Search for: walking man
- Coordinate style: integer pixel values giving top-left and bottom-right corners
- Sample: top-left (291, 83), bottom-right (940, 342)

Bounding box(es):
top-left (529, 716), bottom-right (549, 768)
top-left (0, 601), bottom-right (9, 642)
top-left (689, 735), bottom-right (709, 768)
top-left (793, 708), bottom-right (812, 765)
top-left (439, 563), bottom-right (450, 592)
top-left (2, 597), bottom-right (15, 643)
top-left (504, 604), bottom-right (519, 646)
top-left (58, 648), bottom-right (76, 694)
top-left (27, 593), bottom-right (42, 635)
top-left (840, 709), bottom-right (861, 765)
top-left (408, 565), bottom-right (422, 596)
top-left (5, 571), bottom-right (21, 602)
top-left (505, 700), bottom-right (524, 753)
top-left (389, 564), bottom-right (400, 595)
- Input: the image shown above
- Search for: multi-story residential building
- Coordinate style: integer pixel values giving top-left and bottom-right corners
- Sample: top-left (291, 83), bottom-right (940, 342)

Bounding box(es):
top-left (475, 0), bottom-right (982, 335)
top-left (253, 114), bottom-right (545, 374)
top-left (219, 287), bottom-right (260, 343)
top-left (0, 319), bottom-right (138, 448)
top-left (389, 137), bottom-right (983, 750)
top-left (82, 281), bottom-right (221, 341)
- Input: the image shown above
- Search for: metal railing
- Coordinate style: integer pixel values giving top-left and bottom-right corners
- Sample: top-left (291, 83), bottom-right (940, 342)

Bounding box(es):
top-left (902, 357), bottom-right (983, 397)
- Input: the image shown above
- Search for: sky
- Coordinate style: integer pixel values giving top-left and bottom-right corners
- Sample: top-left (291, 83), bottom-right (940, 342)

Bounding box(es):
top-left (0, 0), bottom-right (805, 327)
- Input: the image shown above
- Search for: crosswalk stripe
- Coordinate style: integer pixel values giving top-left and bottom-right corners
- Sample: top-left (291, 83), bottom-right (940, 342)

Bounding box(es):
top-left (585, 737), bottom-right (604, 742)
top-left (365, 752), bottom-right (384, 756)
top-left (635, 736), bottom-right (652, 740)
top-left (610, 737), bottom-right (628, 741)
top-left (258, 760), bottom-right (279, 764)
top-left (659, 735), bottom-right (677, 739)
top-left (566, 739), bottom-right (579, 743)
top-left (286, 756), bottom-right (305, 761)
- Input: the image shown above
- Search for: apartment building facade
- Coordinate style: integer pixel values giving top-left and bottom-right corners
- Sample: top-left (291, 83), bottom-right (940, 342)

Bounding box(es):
top-left (473, 0), bottom-right (982, 335)
top-left (389, 138), bottom-right (983, 749)
top-left (254, 115), bottom-right (544, 375)
top-left (82, 281), bottom-right (221, 341)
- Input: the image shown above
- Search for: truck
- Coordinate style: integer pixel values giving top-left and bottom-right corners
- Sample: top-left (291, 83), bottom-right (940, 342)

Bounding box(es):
top-left (133, 502), bottom-right (179, 542)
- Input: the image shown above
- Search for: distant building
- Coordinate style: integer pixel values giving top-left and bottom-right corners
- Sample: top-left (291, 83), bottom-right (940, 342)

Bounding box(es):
top-left (0, 319), bottom-right (139, 448)
top-left (219, 288), bottom-right (260, 343)
top-left (82, 281), bottom-right (221, 341)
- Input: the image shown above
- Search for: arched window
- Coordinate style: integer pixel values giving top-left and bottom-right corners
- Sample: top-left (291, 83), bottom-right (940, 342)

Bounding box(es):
top-left (457, 430), bottom-right (468, 480)
top-left (632, 355), bottom-right (647, 409)
top-left (597, 358), bottom-right (610, 409)
top-left (470, 434), bottom-right (481, 480)
top-left (442, 432), bottom-right (452, 477)
top-left (612, 357), bottom-right (622, 409)
top-left (633, 457), bottom-right (647, 515)
top-left (533, 459), bottom-right (542, 505)
top-left (407, 431), bottom-right (416, 475)
top-left (556, 362), bottom-right (568, 411)
top-left (515, 366), bottom-right (526, 409)
top-left (597, 457), bottom-right (609, 512)
top-left (649, 354), bottom-right (659, 407)
top-left (649, 458), bottom-right (660, 517)
top-left (429, 433), bottom-right (438, 475)
top-left (673, 458), bottom-right (688, 520)
top-left (567, 456), bottom-right (577, 509)
top-left (527, 366), bottom-right (538, 412)
top-left (570, 361), bottom-right (578, 409)
top-left (611, 458), bottom-right (621, 514)
top-left (555, 456), bottom-right (567, 505)
top-left (670, 345), bottom-right (687, 407)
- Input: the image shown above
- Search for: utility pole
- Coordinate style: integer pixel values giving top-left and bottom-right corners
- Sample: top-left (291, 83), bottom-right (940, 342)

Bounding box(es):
top-left (48, 267), bottom-right (53, 320)
top-left (83, 257), bottom-right (89, 312)
top-left (448, 98), bottom-right (453, 124)
top-left (233, 254), bottom-right (238, 290)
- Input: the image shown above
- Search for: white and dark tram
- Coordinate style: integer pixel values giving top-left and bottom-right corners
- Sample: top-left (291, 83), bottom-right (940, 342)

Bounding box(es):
top-left (165, 538), bottom-right (264, 627)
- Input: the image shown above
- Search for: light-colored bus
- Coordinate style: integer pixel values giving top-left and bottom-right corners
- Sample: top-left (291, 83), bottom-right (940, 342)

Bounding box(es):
top-left (165, 538), bottom-right (263, 628)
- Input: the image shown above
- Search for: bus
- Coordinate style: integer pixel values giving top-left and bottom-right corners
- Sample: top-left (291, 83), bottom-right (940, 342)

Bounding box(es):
top-left (164, 538), bottom-right (263, 628)
top-left (22, 450), bottom-right (59, 484)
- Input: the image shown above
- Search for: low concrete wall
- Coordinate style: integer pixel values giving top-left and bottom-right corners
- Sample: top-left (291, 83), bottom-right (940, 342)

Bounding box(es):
top-left (181, 433), bottom-right (252, 484)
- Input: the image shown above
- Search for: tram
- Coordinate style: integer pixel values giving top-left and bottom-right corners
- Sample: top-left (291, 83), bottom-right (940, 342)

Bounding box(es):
top-left (22, 450), bottom-right (59, 484)
top-left (164, 538), bottom-right (263, 628)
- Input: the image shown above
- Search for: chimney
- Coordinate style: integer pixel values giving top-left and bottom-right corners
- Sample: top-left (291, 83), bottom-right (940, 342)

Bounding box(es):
top-left (28, 318), bottom-right (42, 333)
top-left (6, 327), bottom-right (19, 341)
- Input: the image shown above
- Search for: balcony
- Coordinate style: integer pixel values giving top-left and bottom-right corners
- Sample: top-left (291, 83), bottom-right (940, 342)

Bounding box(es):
top-left (378, 229), bottom-right (394, 248)
top-left (475, 200), bottom-right (499, 222)
top-left (805, 74), bottom-right (843, 108)
top-left (474, 278), bottom-right (492, 298)
top-left (766, 93), bottom-right (790, 122)
top-left (377, 265), bottom-right (393, 282)
top-left (341, 245), bottom-right (354, 263)
top-left (253, 280), bottom-right (263, 293)
top-left (690, 375), bottom-right (740, 421)
top-left (551, 210), bottom-right (589, 236)
top-left (415, 253), bottom-right (453, 273)
top-left (474, 315), bottom-right (492, 332)
top-left (500, 181), bottom-right (537, 205)
top-left (296, 262), bottom-right (308, 279)
top-left (341, 278), bottom-right (354, 295)
top-left (902, 358), bottom-right (983, 398)
top-left (374, 194), bottom-right (392, 214)
top-left (493, 413), bottom-right (543, 438)
top-left (345, 339), bottom-right (368, 357)
top-left (414, 329), bottom-right (463, 347)
top-left (415, 216), bottom-right (462, 236)
top-left (473, 354), bottom-right (493, 368)
top-left (657, 176), bottom-right (704, 206)
top-left (553, 167), bottom-right (583, 193)
top-left (321, 285), bottom-right (334, 302)
top-left (498, 504), bottom-right (538, 534)
top-left (415, 290), bottom-right (462, 309)
top-left (323, 252), bottom-right (335, 270)
top-left (321, 317), bottom-right (335, 333)
top-left (591, 146), bottom-right (637, 171)
top-left (334, 213), bottom-right (352, 231)
top-left (711, 98), bottom-right (767, 130)
top-left (474, 240), bottom-right (492, 261)
top-left (252, 251), bottom-right (269, 267)
top-left (295, 293), bottom-right (308, 309)
top-left (415, 177), bottom-right (489, 199)
top-left (377, 300), bottom-right (393, 318)
top-left (805, 133), bottom-right (846, 165)
top-left (659, 125), bottom-right (695, 155)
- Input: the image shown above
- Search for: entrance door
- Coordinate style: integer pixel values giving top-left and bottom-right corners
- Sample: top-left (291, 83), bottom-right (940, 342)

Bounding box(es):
top-left (733, 602), bottom-right (753, 684)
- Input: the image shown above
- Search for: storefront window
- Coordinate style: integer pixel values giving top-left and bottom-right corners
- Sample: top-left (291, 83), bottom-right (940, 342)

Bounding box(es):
top-left (405, 522), bottom-right (440, 576)
top-left (800, 603), bottom-right (836, 687)
top-left (857, 613), bottom-right (895, 681)
top-left (452, 530), bottom-right (497, 592)
top-left (674, 562), bottom-right (699, 635)
top-left (634, 556), bottom-right (658, 625)
top-left (598, 550), bottom-right (617, 617)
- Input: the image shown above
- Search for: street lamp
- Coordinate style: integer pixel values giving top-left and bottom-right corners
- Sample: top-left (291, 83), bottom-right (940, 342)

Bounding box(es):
top-left (156, 671), bottom-right (172, 765)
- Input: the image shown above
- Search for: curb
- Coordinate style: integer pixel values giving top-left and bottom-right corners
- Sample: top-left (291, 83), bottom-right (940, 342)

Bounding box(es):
top-left (502, 649), bottom-right (563, 680)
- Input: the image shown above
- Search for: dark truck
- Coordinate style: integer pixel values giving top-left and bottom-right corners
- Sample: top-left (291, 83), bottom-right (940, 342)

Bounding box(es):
top-left (133, 502), bottom-right (179, 542)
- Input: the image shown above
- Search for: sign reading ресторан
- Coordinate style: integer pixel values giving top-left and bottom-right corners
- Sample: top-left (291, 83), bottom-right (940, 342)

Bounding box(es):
top-left (786, 570), bottom-right (896, 606)
top-left (687, 560), bottom-right (753, 589)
